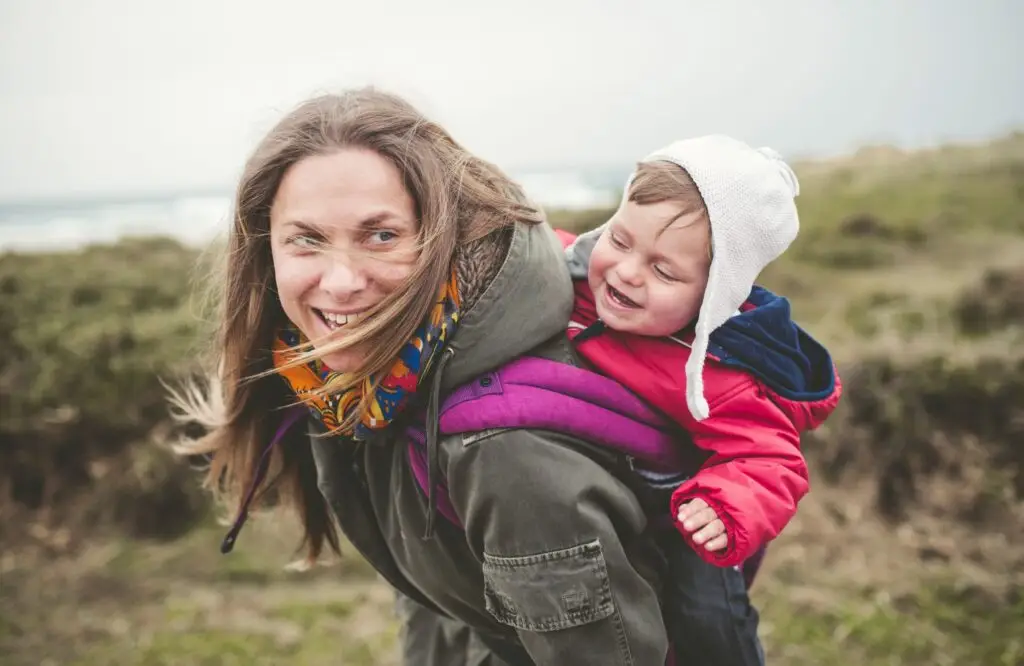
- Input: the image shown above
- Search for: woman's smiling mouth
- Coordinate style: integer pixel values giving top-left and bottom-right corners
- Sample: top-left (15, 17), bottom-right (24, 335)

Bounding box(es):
top-left (314, 308), bottom-right (364, 330)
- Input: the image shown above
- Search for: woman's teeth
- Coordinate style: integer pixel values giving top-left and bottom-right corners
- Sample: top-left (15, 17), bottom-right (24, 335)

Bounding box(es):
top-left (319, 310), bottom-right (360, 330)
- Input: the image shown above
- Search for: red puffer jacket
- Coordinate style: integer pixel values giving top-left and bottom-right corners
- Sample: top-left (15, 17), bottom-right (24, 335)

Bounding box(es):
top-left (560, 231), bottom-right (842, 568)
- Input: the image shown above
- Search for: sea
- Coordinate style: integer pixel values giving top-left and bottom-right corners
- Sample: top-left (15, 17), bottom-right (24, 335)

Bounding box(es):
top-left (0, 168), bottom-right (626, 254)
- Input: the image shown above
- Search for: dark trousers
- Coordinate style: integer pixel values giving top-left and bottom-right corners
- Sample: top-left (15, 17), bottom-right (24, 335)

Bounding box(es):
top-left (658, 531), bottom-right (766, 666)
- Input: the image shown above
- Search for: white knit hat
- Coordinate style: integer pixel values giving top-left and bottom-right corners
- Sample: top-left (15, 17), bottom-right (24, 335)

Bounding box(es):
top-left (564, 135), bottom-right (801, 422)
top-left (646, 135), bottom-right (800, 420)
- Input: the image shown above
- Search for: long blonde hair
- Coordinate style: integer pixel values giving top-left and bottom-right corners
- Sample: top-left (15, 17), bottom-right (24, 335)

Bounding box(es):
top-left (171, 88), bottom-right (542, 560)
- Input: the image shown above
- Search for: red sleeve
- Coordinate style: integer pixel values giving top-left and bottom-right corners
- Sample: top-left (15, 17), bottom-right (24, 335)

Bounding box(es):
top-left (670, 381), bottom-right (810, 568)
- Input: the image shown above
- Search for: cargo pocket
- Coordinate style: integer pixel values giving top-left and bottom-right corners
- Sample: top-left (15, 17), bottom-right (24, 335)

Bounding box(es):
top-left (481, 539), bottom-right (616, 632)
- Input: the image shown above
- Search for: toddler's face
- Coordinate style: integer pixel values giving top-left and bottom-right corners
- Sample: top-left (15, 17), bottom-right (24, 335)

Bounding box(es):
top-left (587, 199), bottom-right (711, 337)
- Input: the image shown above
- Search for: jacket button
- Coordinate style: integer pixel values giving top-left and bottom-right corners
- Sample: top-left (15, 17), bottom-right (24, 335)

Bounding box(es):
top-left (480, 376), bottom-right (493, 387)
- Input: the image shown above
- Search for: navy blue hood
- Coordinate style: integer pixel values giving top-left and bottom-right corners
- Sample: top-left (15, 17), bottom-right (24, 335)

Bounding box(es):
top-left (705, 286), bottom-right (836, 402)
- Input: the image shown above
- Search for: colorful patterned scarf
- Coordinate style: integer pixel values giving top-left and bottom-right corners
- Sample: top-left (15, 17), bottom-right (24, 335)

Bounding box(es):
top-left (272, 270), bottom-right (461, 440)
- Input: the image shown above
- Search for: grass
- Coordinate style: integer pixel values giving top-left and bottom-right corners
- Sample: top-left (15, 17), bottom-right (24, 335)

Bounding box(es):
top-left (2, 131), bottom-right (1024, 665)
top-left (758, 584), bottom-right (1024, 666)
top-left (3, 511), bottom-right (1019, 666)
top-left (0, 517), bottom-right (399, 666)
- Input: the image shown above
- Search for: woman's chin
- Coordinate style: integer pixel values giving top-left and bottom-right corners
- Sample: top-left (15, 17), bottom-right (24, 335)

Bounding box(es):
top-left (316, 348), bottom-right (363, 374)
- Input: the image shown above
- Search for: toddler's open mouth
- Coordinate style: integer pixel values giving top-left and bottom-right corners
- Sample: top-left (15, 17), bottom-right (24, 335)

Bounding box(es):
top-left (607, 285), bottom-right (639, 309)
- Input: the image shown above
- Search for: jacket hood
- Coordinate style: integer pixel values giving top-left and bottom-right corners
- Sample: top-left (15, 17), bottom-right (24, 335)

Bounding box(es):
top-left (441, 221), bottom-right (574, 392)
top-left (415, 219), bottom-right (573, 539)
top-left (708, 285), bottom-right (839, 429)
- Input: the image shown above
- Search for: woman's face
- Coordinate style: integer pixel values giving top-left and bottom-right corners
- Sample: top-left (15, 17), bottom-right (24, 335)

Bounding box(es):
top-left (270, 147), bottom-right (419, 372)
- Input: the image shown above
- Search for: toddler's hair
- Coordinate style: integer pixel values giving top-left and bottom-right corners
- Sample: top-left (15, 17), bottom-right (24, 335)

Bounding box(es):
top-left (627, 160), bottom-right (711, 257)
top-left (628, 161), bottom-right (706, 212)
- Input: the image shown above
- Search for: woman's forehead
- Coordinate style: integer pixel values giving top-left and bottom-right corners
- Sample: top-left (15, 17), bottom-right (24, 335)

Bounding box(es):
top-left (271, 150), bottom-right (416, 229)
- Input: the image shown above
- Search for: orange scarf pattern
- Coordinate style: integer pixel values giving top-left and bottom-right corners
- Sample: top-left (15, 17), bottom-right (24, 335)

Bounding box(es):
top-left (272, 270), bottom-right (461, 439)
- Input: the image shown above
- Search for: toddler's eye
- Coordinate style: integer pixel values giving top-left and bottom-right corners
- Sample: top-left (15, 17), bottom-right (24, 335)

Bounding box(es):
top-left (654, 265), bottom-right (678, 281)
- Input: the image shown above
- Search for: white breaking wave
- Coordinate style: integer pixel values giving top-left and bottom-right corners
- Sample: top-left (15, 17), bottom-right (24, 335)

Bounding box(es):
top-left (0, 195), bottom-right (232, 252)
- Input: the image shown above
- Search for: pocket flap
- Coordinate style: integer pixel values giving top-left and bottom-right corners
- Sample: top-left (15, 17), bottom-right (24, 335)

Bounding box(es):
top-left (482, 539), bottom-right (616, 632)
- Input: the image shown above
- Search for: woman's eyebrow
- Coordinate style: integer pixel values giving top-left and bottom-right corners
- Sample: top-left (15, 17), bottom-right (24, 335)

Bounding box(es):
top-left (358, 211), bottom-right (414, 230)
top-left (358, 212), bottom-right (394, 230)
top-left (286, 219), bottom-right (327, 235)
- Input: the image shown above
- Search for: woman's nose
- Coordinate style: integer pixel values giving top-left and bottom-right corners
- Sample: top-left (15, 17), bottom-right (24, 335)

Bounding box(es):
top-left (319, 252), bottom-right (368, 298)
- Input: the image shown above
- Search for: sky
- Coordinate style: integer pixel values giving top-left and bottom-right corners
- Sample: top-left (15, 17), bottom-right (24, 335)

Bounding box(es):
top-left (1, 0), bottom-right (1022, 201)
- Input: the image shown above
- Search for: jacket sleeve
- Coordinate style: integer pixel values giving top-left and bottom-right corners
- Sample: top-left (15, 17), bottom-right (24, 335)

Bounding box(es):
top-left (669, 379), bottom-right (810, 568)
top-left (445, 428), bottom-right (669, 666)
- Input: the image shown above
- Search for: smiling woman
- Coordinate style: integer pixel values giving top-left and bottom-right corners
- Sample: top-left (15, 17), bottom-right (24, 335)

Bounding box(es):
top-left (169, 88), bottom-right (672, 665)
top-left (270, 148), bottom-right (421, 372)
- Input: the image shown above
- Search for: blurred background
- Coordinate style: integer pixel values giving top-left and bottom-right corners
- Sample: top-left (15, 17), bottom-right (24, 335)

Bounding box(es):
top-left (2, 1), bottom-right (1023, 664)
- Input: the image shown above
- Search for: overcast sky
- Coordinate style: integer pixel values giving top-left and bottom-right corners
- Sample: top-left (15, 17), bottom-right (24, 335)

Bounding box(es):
top-left (1, 0), bottom-right (1021, 201)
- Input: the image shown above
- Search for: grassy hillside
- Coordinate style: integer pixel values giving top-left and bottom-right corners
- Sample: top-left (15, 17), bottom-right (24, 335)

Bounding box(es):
top-left (2, 133), bottom-right (1023, 665)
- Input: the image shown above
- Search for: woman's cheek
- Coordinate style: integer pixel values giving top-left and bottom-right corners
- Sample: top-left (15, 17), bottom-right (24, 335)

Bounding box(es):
top-left (374, 246), bottom-right (420, 286)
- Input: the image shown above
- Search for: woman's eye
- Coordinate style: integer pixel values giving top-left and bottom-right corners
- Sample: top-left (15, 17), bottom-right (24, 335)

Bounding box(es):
top-left (370, 230), bottom-right (398, 244)
top-left (609, 234), bottom-right (627, 249)
top-left (289, 234), bottom-right (321, 249)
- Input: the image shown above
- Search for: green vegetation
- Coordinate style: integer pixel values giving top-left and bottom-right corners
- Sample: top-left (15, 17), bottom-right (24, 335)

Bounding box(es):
top-left (2, 133), bottom-right (1023, 665)
top-left (757, 581), bottom-right (1024, 666)
top-left (0, 518), bottom-right (399, 665)
top-left (0, 237), bottom-right (213, 544)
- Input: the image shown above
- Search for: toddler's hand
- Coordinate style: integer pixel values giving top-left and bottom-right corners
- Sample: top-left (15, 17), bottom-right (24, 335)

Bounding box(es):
top-left (676, 498), bottom-right (729, 552)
